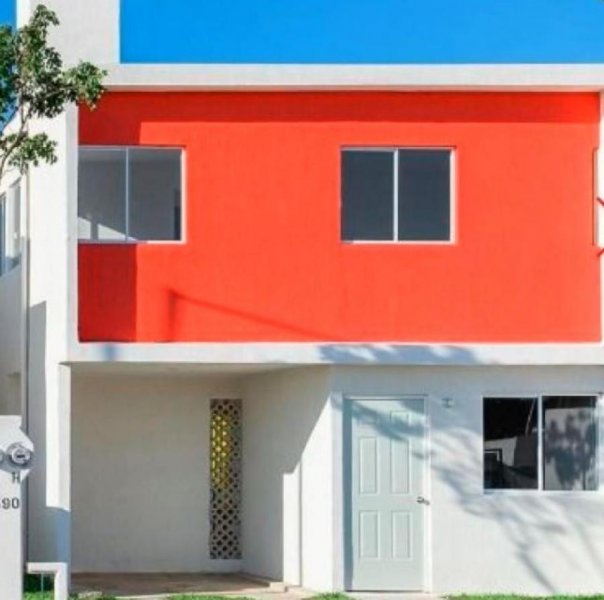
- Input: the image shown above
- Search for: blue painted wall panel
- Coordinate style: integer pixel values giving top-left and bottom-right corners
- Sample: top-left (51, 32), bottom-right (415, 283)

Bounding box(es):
top-left (122, 0), bottom-right (604, 64)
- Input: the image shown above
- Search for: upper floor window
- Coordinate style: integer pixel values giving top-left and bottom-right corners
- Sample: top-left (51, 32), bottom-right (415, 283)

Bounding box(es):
top-left (483, 395), bottom-right (598, 492)
top-left (78, 147), bottom-right (183, 242)
top-left (341, 148), bottom-right (452, 242)
top-left (0, 181), bottom-right (21, 276)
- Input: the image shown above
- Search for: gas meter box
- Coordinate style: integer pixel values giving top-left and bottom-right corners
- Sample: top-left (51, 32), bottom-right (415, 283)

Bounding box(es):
top-left (0, 416), bottom-right (35, 600)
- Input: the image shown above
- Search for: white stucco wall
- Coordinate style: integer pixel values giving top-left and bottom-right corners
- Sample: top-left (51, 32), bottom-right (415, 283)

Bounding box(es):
top-left (241, 367), bottom-right (334, 590)
top-left (25, 109), bottom-right (78, 564)
top-left (69, 364), bottom-right (604, 593)
top-left (71, 372), bottom-right (243, 573)
top-left (18, 0), bottom-right (119, 66)
top-left (331, 365), bottom-right (604, 595)
top-left (0, 158), bottom-right (24, 417)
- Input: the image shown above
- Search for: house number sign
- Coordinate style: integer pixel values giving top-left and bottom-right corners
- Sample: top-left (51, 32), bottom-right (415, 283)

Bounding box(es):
top-left (0, 417), bottom-right (35, 600)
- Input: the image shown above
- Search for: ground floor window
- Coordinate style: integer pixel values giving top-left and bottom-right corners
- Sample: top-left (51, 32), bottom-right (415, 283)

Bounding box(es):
top-left (483, 395), bottom-right (598, 492)
top-left (209, 399), bottom-right (242, 559)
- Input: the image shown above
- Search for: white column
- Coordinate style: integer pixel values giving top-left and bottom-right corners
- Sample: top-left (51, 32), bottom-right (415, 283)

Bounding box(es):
top-left (17, 0), bottom-right (119, 66)
top-left (330, 393), bottom-right (346, 590)
top-left (26, 107), bottom-right (77, 567)
top-left (282, 463), bottom-right (302, 586)
top-left (300, 397), bottom-right (335, 591)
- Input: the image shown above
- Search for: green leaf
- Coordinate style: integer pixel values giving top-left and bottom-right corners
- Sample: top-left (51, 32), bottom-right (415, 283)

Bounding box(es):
top-left (0, 3), bottom-right (106, 180)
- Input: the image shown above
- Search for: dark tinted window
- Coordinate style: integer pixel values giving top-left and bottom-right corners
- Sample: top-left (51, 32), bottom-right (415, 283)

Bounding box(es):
top-left (341, 150), bottom-right (393, 241)
top-left (129, 148), bottom-right (182, 241)
top-left (398, 150), bottom-right (450, 241)
top-left (341, 148), bottom-right (451, 242)
top-left (484, 397), bottom-right (538, 490)
top-left (543, 396), bottom-right (597, 491)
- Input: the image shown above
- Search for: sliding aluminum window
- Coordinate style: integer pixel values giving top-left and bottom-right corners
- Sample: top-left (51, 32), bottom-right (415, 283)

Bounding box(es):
top-left (78, 146), bottom-right (184, 242)
top-left (341, 148), bottom-right (453, 242)
top-left (483, 395), bottom-right (599, 492)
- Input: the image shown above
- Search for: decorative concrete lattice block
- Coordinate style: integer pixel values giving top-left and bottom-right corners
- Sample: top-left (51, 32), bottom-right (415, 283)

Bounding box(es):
top-left (210, 399), bottom-right (242, 560)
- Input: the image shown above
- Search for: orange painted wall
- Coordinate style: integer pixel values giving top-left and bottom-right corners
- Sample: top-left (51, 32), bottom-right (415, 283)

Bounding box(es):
top-left (78, 92), bottom-right (601, 342)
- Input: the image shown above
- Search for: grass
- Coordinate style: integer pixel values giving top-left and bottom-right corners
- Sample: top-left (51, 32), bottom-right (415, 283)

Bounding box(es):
top-left (24, 591), bottom-right (604, 600)
top-left (22, 592), bottom-right (604, 600)
top-left (450, 596), bottom-right (604, 600)
top-left (307, 595), bottom-right (353, 600)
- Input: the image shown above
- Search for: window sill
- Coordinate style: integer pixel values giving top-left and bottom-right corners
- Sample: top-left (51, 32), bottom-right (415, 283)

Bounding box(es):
top-left (78, 239), bottom-right (185, 246)
top-left (341, 239), bottom-right (456, 246)
top-left (483, 489), bottom-right (601, 496)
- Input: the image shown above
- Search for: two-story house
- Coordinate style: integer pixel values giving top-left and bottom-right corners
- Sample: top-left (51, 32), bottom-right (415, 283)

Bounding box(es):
top-left (3, 0), bottom-right (604, 595)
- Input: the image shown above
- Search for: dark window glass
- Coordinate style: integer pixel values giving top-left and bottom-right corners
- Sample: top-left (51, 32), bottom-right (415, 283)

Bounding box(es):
top-left (341, 150), bottom-right (393, 241)
top-left (128, 148), bottom-right (182, 241)
top-left (543, 396), bottom-right (597, 491)
top-left (484, 397), bottom-right (538, 490)
top-left (398, 150), bottom-right (450, 241)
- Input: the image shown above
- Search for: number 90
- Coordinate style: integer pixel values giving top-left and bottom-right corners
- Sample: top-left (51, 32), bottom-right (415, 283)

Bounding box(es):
top-left (1, 497), bottom-right (20, 510)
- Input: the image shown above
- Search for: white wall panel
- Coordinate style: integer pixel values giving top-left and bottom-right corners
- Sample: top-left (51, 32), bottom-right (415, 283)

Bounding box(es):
top-left (332, 365), bottom-right (604, 595)
top-left (71, 372), bottom-right (243, 572)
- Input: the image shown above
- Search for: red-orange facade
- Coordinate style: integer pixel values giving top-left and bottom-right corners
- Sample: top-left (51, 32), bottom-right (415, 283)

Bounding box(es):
top-left (78, 92), bottom-right (601, 342)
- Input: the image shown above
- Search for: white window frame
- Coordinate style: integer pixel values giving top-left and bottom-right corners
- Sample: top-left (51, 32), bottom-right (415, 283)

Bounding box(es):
top-left (483, 393), bottom-right (603, 495)
top-left (0, 192), bottom-right (6, 276)
top-left (78, 145), bottom-right (186, 245)
top-left (340, 146), bottom-right (456, 245)
top-left (0, 181), bottom-right (22, 277)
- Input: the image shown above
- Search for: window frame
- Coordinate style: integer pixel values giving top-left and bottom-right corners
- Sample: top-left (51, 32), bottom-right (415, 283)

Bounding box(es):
top-left (340, 146), bottom-right (457, 245)
top-left (0, 180), bottom-right (22, 278)
top-left (482, 393), bottom-right (603, 495)
top-left (78, 145), bottom-right (187, 245)
top-left (0, 192), bottom-right (5, 276)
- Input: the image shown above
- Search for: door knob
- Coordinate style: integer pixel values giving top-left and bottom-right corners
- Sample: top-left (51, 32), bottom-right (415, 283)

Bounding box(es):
top-left (416, 496), bottom-right (429, 505)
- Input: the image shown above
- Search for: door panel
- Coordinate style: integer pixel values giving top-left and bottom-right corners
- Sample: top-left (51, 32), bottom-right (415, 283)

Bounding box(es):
top-left (346, 398), bottom-right (426, 591)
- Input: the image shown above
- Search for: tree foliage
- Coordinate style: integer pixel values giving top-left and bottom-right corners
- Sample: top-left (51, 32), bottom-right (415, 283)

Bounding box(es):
top-left (0, 4), bottom-right (106, 180)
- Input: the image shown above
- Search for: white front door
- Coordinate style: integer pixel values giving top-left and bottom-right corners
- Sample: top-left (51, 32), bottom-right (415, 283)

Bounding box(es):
top-left (345, 397), bottom-right (427, 591)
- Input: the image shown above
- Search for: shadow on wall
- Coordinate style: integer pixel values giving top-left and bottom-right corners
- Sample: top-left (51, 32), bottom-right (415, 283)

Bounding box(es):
top-left (544, 402), bottom-right (597, 491)
top-left (326, 343), bottom-right (604, 594)
top-left (27, 301), bottom-right (70, 564)
top-left (320, 343), bottom-right (480, 365)
top-left (79, 247), bottom-right (350, 341)
top-left (84, 93), bottom-right (599, 127)
top-left (430, 414), bottom-right (604, 593)
top-left (164, 288), bottom-right (348, 342)
top-left (78, 245), bottom-right (137, 342)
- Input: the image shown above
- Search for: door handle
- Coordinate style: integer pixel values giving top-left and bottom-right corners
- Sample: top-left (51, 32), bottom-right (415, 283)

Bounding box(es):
top-left (416, 496), bottom-right (430, 505)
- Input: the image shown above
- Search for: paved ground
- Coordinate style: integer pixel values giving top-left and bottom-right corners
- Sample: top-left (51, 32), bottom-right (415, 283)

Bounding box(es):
top-left (71, 572), bottom-right (305, 598)
top-left (71, 573), bottom-right (441, 600)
